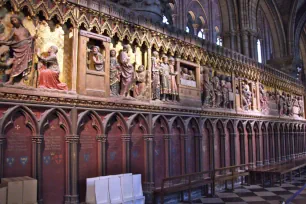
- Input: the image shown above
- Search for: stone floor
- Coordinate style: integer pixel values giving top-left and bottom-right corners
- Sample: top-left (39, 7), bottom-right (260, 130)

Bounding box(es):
top-left (181, 173), bottom-right (306, 204)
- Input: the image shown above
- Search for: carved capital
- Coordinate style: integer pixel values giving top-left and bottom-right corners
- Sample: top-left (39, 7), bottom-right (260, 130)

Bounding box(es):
top-left (0, 136), bottom-right (6, 145)
top-left (66, 135), bottom-right (79, 143)
top-left (121, 134), bottom-right (131, 142)
top-left (32, 135), bottom-right (44, 144)
top-left (163, 134), bottom-right (172, 140)
top-left (143, 134), bottom-right (154, 141)
top-left (97, 135), bottom-right (107, 142)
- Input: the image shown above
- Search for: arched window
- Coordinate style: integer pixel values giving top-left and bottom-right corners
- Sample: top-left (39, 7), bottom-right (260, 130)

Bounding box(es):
top-left (162, 15), bottom-right (169, 25)
top-left (197, 28), bottom-right (205, 39)
top-left (257, 39), bottom-right (262, 63)
top-left (216, 36), bottom-right (222, 46)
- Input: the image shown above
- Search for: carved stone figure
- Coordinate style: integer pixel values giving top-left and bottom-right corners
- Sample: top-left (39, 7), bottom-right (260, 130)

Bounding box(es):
top-left (226, 76), bottom-right (234, 109)
top-left (298, 97), bottom-right (304, 117)
top-left (221, 75), bottom-right (229, 108)
top-left (152, 51), bottom-right (161, 100)
top-left (110, 49), bottom-right (121, 96)
top-left (286, 94), bottom-right (293, 116)
top-left (181, 67), bottom-right (190, 80)
top-left (259, 84), bottom-right (268, 112)
top-left (202, 67), bottom-right (214, 107)
top-left (134, 65), bottom-right (148, 98)
top-left (0, 15), bottom-right (34, 85)
top-left (160, 55), bottom-right (171, 101)
top-left (169, 57), bottom-right (178, 101)
top-left (242, 82), bottom-right (252, 111)
top-left (36, 45), bottom-right (68, 90)
top-left (212, 71), bottom-right (222, 107)
top-left (119, 45), bottom-right (134, 97)
top-left (0, 17), bottom-right (10, 82)
top-left (91, 46), bottom-right (104, 71)
top-left (286, 94), bottom-right (294, 116)
top-left (188, 70), bottom-right (195, 81)
top-left (279, 92), bottom-right (287, 115)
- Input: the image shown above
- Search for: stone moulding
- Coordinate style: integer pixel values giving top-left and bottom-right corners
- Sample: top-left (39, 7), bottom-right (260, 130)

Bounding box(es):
top-left (0, 87), bottom-right (305, 122)
top-left (1, 0), bottom-right (304, 96)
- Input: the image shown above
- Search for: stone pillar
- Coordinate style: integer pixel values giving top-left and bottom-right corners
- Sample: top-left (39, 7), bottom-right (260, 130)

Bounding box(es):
top-left (287, 130), bottom-right (292, 160)
top-left (32, 136), bottom-right (43, 204)
top-left (248, 133), bottom-right (253, 164)
top-left (303, 127), bottom-right (306, 155)
top-left (220, 133), bottom-right (226, 167)
top-left (144, 134), bottom-right (154, 184)
top-left (263, 132), bottom-right (269, 165)
top-left (97, 135), bottom-right (107, 176)
top-left (0, 135), bottom-right (5, 180)
top-left (122, 134), bottom-right (131, 173)
top-left (237, 32), bottom-right (242, 53)
top-left (147, 48), bottom-right (152, 101)
top-left (71, 26), bottom-right (79, 92)
top-left (66, 135), bottom-right (79, 204)
top-left (269, 128), bottom-right (275, 164)
top-left (249, 34), bottom-right (255, 60)
top-left (242, 31), bottom-right (250, 57)
top-left (229, 133), bottom-right (236, 166)
top-left (195, 134), bottom-right (203, 171)
top-left (143, 134), bottom-right (154, 202)
top-left (276, 127), bottom-right (281, 162)
top-left (182, 134), bottom-right (188, 174)
top-left (164, 134), bottom-right (171, 177)
top-left (291, 129), bottom-right (295, 159)
top-left (255, 133), bottom-right (262, 166)
top-left (281, 131), bottom-right (286, 161)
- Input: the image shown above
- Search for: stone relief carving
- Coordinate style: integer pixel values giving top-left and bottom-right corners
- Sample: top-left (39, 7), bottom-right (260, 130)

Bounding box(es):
top-left (110, 49), bottom-right (121, 96)
top-left (134, 65), bottom-right (148, 99)
top-left (36, 45), bottom-right (68, 90)
top-left (90, 46), bottom-right (104, 72)
top-left (259, 84), bottom-right (268, 113)
top-left (169, 57), bottom-right (178, 102)
top-left (160, 55), bottom-right (171, 101)
top-left (212, 71), bottom-right (222, 108)
top-left (241, 81), bottom-right (252, 111)
top-left (0, 15), bottom-right (34, 85)
top-left (119, 45), bottom-right (134, 97)
top-left (152, 51), bottom-right (161, 100)
top-left (202, 68), bottom-right (233, 109)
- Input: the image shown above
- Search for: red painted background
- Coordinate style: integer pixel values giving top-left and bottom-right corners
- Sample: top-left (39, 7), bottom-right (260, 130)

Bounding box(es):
top-left (106, 120), bottom-right (123, 175)
top-left (78, 116), bottom-right (98, 202)
top-left (42, 114), bottom-right (66, 204)
top-left (4, 113), bottom-right (32, 178)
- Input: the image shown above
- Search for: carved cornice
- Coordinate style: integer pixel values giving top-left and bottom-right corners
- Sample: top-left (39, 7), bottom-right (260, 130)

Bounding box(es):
top-left (3, 0), bottom-right (304, 95)
top-left (0, 91), bottom-right (306, 122)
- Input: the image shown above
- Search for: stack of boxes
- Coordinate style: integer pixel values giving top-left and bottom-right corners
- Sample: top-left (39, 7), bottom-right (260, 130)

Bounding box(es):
top-left (0, 176), bottom-right (37, 204)
top-left (86, 174), bottom-right (145, 204)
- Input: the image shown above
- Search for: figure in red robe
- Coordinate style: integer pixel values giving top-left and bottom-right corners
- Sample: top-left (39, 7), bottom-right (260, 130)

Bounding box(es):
top-left (37, 45), bottom-right (68, 90)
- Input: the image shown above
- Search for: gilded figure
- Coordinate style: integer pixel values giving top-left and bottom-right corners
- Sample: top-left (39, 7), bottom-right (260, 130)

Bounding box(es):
top-left (0, 15), bottom-right (34, 85)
